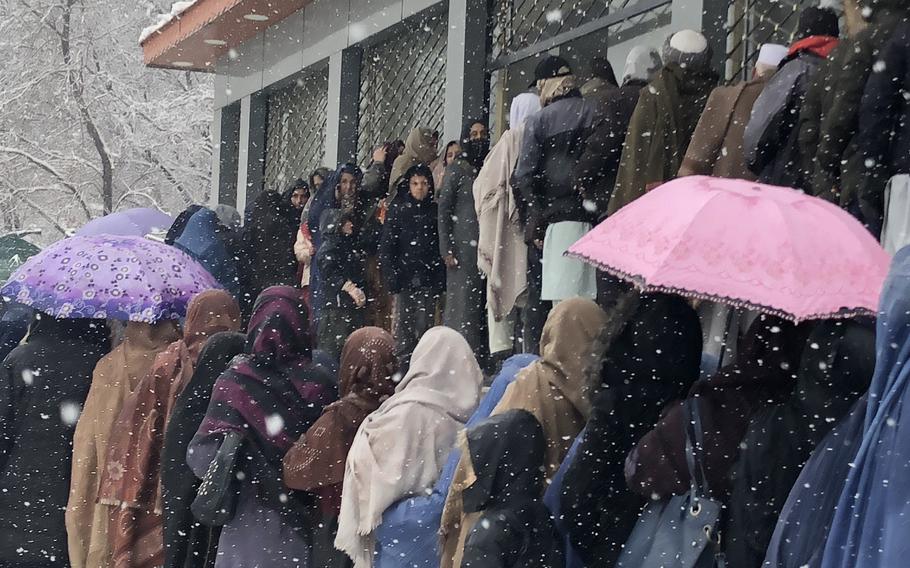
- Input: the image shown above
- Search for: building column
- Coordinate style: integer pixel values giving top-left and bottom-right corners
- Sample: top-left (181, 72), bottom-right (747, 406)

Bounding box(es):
top-left (444, 0), bottom-right (490, 144)
top-left (235, 93), bottom-right (267, 216)
top-left (216, 102), bottom-right (241, 208)
top-left (700, 0), bottom-right (728, 76)
top-left (326, 48), bottom-right (363, 167)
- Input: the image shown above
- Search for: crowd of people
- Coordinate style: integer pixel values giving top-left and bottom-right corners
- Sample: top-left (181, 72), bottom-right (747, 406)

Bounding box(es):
top-left (2, 0), bottom-right (910, 566)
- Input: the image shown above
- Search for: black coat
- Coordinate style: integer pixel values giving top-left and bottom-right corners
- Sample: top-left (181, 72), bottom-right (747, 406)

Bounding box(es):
top-left (513, 93), bottom-right (595, 242)
top-left (161, 332), bottom-right (245, 568)
top-left (317, 212), bottom-right (367, 311)
top-left (561, 295), bottom-right (703, 567)
top-left (379, 191), bottom-right (445, 295)
top-left (724, 320), bottom-right (875, 568)
top-left (860, 21), bottom-right (910, 205)
top-left (744, 49), bottom-right (826, 188)
top-left (0, 318), bottom-right (109, 567)
top-left (573, 80), bottom-right (646, 221)
top-left (461, 410), bottom-right (563, 568)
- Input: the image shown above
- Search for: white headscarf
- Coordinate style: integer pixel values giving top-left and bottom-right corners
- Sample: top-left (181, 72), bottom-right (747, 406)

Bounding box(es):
top-left (508, 92), bottom-right (541, 128)
top-left (335, 327), bottom-right (483, 567)
top-left (622, 45), bottom-right (662, 84)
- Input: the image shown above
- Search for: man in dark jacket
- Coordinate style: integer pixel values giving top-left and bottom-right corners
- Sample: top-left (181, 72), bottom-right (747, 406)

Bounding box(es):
top-left (743, 7), bottom-right (840, 189)
top-left (0, 317), bottom-right (110, 567)
top-left (829, 0), bottom-right (910, 235)
top-left (512, 56), bottom-right (594, 351)
top-left (860, 21), bottom-right (910, 250)
top-left (379, 164), bottom-right (446, 358)
top-left (574, 46), bottom-right (662, 222)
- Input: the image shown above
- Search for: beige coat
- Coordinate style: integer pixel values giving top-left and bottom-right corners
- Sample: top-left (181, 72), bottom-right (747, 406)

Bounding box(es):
top-left (65, 321), bottom-right (179, 568)
top-left (678, 75), bottom-right (770, 180)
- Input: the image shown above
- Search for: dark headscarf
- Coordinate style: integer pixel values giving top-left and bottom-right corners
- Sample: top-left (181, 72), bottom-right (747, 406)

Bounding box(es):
top-left (462, 409), bottom-right (545, 513)
top-left (307, 163), bottom-right (364, 248)
top-left (193, 286), bottom-right (337, 525)
top-left (240, 191), bottom-right (299, 305)
top-left (165, 204), bottom-right (204, 245)
top-left (309, 167), bottom-right (331, 193)
top-left (281, 178), bottom-right (310, 207)
top-left (459, 118), bottom-right (490, 170)
top-left (161, 331), bottom-right (245, 568)
top-left (283, 327), bottom-right (396, 513)
top-left (725, 319), bottom-right (875, 568)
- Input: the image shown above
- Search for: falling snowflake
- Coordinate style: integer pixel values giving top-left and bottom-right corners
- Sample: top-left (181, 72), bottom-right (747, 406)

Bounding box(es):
top-left (266, 413), bottom-right (285, 437)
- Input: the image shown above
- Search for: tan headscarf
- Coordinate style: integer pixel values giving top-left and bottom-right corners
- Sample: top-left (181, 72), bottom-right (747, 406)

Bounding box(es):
top-left (283, 327), bottom-right (397, 514)
top-left (335, 327), bottom-right (483, 568)
top-left (97, 291), bottom-right (240, 568)
top-left (539, 74), bottom-right (579, 107)
top-left (389, 127), bottom-right (438, 193)
top-left (439, 298), bottom-right (610, 568)
top-left (65, 320), bottom-right (180, 568)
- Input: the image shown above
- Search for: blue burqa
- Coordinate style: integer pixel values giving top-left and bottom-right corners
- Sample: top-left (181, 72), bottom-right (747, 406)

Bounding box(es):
top-left (373, 354), bottom-right (537, 567)
top-left (821, 246), bottom-right (910, 567)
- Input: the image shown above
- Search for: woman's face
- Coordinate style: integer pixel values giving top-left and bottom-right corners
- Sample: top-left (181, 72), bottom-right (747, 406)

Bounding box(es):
top-left (469, 122), bottom-right (488, 141)
top-left (312, 175), bottom-right (324, 191)
top-left (409, 175), bottom-right (430, 201)
top-left (445, 143), bottom-right (462, 165)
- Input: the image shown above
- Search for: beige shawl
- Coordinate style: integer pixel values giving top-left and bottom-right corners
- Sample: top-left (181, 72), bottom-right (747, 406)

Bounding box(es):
top-left (65, 320), bottom-right (180, 568)
top-left (539, 74), bottom-right (578, 107)
top-left (473, 124), bottom-right (528, 320)
top-left (440, 298), bottom-right (609, 568)
top-left (335, 326), bottom-right (483, 568)
top-left (389, 127), bottom-right (438, 193)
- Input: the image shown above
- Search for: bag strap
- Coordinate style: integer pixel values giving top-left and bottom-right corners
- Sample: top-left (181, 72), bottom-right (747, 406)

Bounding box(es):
top-left (683, 397), bottom-right (711, 498)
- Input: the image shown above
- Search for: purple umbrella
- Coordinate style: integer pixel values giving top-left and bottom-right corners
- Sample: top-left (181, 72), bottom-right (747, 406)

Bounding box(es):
top-left (1, 235), bottom-right (222, 323)
top-left (76, 208), bottom-right (174, 237)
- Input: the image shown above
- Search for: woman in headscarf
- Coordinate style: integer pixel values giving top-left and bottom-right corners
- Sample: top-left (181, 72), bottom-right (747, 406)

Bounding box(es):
top-left (66, 319), bottom-right (180, 568)
top-left (388, 127), bottom-right (438, 195)
top-left (433, 140), bottom-right (462, 190)
top-left (725, 318), bottom-right (875, 568)
top-left (240, 191), bottom-right (300, 315)
top-left (306, 164), bottom-right (365, 324)
top-left (438, 119), bottom-right (491, 368)
top-left (282, 178), bottom-right (310, 212)
top-left (0, 317), bottom-right (109, 568)
top-left (560, 293), bottom-right (703, 567)
top-left (335, 327), bottom-right (483, 568)
top-left (624, 314), bottom-right (809, 499)
top-left (98, 291), bottom-right (242, 568)
top-left (459, 410), bottom-right (564, 568)
top-left (166, 205), bottom-right (205, 245)
top-left (474, 93), bottom-right (540, 357)
top-left (379, 164), bottom-right (446, 357)
top-left (175, 208), bottom-right (242, 296)
top-left (284, 327), bottom-right (397, 568)
top-left (161, 332), bottom-right (246, 568)
top-left (187, 286), bottom-right (337, 568)
top-left (820, 247), bottom-right (910, 567)
top-left (440, 297), bottom-right (610, 568)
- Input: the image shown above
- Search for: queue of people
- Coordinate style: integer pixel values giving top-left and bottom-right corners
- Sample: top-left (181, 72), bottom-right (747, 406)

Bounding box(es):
top-left (2, 1), bottom-right (910, 567)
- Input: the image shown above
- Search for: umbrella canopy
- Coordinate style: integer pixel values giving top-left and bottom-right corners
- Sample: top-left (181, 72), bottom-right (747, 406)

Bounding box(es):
top-left (76, 207), bottom-right (174, 238)
top-left (1, 234), bottom-right (222, 323)
top-left (0, 235), bottom-right (41, 283)
top-left (567, 176), bottom-right (889, 322)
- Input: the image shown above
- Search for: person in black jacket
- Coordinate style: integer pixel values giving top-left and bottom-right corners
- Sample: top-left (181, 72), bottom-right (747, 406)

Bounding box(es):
top-left (573, 46), bottom-right (662, 222)
top-left (161, 331), bottom-right (245, 568)
top-left (0, 316), bottom-right (110, 568)
top-left (860, 20), bottom-right (910, 250)
top-left (743, 7), bottom-right (840, 189)
top-left (379, 164), bottom-right (445, 358)
top-left (317, 209), bottom-right (368, 359)
top-left (460, 409), bottom-right (564, 568)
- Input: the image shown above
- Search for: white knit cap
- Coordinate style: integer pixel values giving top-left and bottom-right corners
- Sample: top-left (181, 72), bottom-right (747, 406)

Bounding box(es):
top-left (757, 43), bottom-right (788, 67)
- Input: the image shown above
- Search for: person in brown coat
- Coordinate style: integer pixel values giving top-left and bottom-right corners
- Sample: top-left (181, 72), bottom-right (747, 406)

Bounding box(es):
top-left (623, 314), bottom-right (810, 500)
top-left (678, 43), bottom-right (787, 180)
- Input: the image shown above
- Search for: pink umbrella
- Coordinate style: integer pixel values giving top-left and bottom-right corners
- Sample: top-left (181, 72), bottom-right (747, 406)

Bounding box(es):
top-left (567, 176), bottom-right (890, 322)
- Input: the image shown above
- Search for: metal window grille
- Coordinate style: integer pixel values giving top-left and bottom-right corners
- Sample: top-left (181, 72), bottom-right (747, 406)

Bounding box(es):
top-left (356, 11), bottom-right (448, 163)
top-left (725, 0), bottom-right (810, 82)
top-left (264, 64), bottom-right (329, 192)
